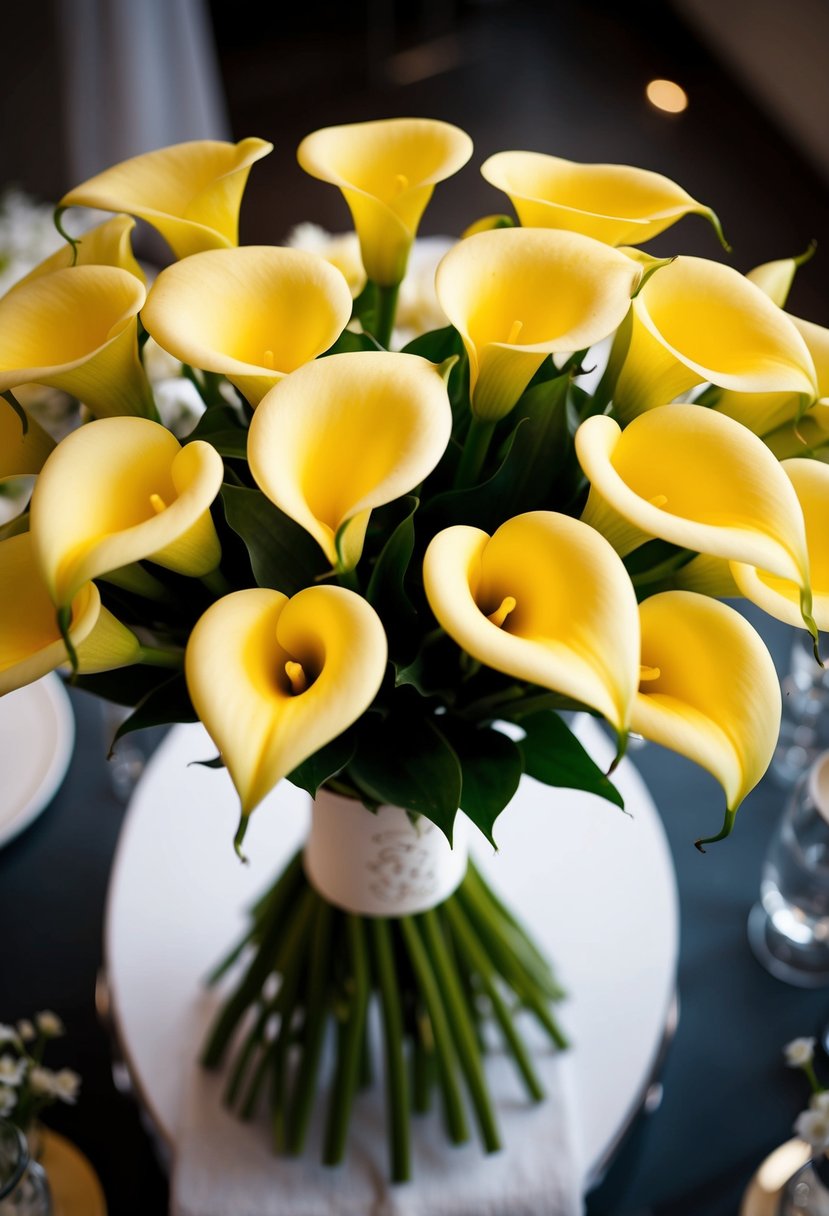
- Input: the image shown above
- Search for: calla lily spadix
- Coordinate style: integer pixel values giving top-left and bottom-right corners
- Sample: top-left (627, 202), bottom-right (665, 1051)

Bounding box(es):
top-left (0, 398), bottom-right (54, 484)
top-left (605, 255), bottom-right (818, 421)
top-left (576, 406), bottom-right (817, 638)
top-left (11, 215), bottom-right (144, 289)
top-left (434, 227), bottom-right (641, 421)
top-left (30, 416), bottom-right (224, 608)
top-left (141, 247), bottom-right (353, 406)
top-left (297, 118), bottom-right (473, 287)
top-left (185, 585), bottom-right (388, 850)
top-left (422, 511), bottom-right (640, 748)
top-left (59, 138), bottom-right (273, 260)
top-left (479, 151), bottom-right (726, 248)
top-left (729, 459), bottom-right (829, 633)
top-left (248, 351), bottom-right (452, 572)
top-left (632, 591), bottom-right (781, 847)
top-left (0, 532), bottom-right (141, 696)
top-left (0, 265), bottom-right (154, 420)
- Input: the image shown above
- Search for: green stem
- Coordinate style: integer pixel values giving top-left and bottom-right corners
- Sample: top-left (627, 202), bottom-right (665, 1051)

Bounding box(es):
top-left (337, 567), bottom-right (361, 594)
top-left (454, 418), bottom-right (495, 490)
top-left (137, 645), bottom-right (183, 669)
top-left (412, 1015), bottom-right (436, 1114)
top-left (205, 852), bottom-right (303, 986)
top-left (201, 567), bottom-right (233, 598)
top-left (286, 897), bottom-right (333, 1155)
top-left (370, 918), bottom-right (411, 1182)
top-left (323, 916), bottom-right (370, 1166)
top-left (373, 283), bottom-right (400, 349)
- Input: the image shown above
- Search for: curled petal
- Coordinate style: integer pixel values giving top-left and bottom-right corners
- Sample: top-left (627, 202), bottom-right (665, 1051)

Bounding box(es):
top-left (746, 246), bottom-right (815, 309)
top-left (608, 256), bottom-right (818, 420)
top-left (185, 586), bottom-right (388, 821)
top-left (632, 591), bottom-right (781, 821)
top-left (248, 352), bottom-right (452, 570)
top-left (0, 266), bottom-right (153, 419)
top-left (434, 227), bottom-right (640, 420)
top-left (31, 417), bottom-right (224, 606)
top-left (577, 408), bottom-right (813, 611)
top-left (60, 138), bottom-right (272, 260)
top-left (297, 118), bottom-right (472, 286)
top-left (0, 532), bottom-right (140, 695)
top-left (422, 511), bottom-right (640, 739)
top-left (142, 247), bottom-right (352, 406)
top-left (11, 215), bottom-right (144, 289)
top-left (731, 459), bottom-right (829, 631)
top-left (480, 151), bottom-right (724, 246)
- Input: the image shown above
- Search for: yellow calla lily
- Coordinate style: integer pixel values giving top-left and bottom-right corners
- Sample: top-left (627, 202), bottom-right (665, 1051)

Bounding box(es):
top-left (248, 351), bottom-right (452, 571)
top-left (59, 138), bottom-right (272, 260)
top-left (434, 227), bottom-right (640, 421)
top-left (0, 532), bottom-right (141, 695)
top-left (422, 511), bottom-right (640, 742)
top-left (297, 118), bottom-right (473, 286)
top-left (765, 401), bottom-right (829, 461)
top-left (0, 265), bottom-right (154, 419)
top-left (11, 214), bottom-right (144, 289)
top-left (141, 247), bottom-right (353, 406)
top-left (730, 459), bottom-right (829, 632)
top-left (606, 256), bottom-right (817, 421)
top-left (715, 314), bottom-right (829, 436)
top-left (30, 416), bottom-right (224, 607)
top-left (185, 585), bottom-right (388, 842)
top-left (0, 398), bottom-right (54, 484)
top-left (576, 407), bottom-right (815, 633)
top-left (479, 150), bottom-right (725, 247)
top-left (632, 591), bottom-right (781, 844)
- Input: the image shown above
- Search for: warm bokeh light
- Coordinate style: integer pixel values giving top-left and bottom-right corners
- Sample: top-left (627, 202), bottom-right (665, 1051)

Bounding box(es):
top-left (646, 78), bottom-right (689, 114)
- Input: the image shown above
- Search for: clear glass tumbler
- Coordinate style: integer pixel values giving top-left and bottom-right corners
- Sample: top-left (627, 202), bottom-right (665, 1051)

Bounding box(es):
top-left (772, 633), bottom-right (829, 789)
top-left (748, 751), bottom-right (829, 987)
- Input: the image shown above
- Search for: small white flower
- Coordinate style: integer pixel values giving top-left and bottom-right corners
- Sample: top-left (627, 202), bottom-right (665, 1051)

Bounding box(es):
top-left (0, 1055), bottom-right (26, 1086)
top-left (0, 1086), bottom-right (16, 1117)
top-left (28, 1067), bottom-right (55, 1096)
top-left (796, 1107), bottom-right (829, 1150)
top-left (784, 1037), bottom-right (816, 1067)
top-left (16, 1020), bottom-right (35, 1043)
top-left (52, 1069), bottom-right (81, 1105)
top-left (811, 1092), bottom-right (829, 1113)
top-left (35, 1011), bottom-right (64, 1038)
top-left (0, 1025), bottom-right (21, 1050)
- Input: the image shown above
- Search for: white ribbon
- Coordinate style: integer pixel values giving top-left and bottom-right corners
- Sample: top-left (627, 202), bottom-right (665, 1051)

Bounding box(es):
top-left (304, 787), bottom-right (469, 916)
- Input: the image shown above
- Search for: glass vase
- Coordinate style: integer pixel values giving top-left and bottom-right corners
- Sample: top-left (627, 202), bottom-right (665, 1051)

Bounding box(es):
top-left (0, 1121), bottom-right (51, 1216)
top-left (779, 1155), bottom-right (829, 1214)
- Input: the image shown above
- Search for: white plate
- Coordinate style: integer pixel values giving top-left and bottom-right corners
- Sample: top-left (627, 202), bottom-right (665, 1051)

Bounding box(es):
top-left (106, 716), bottom-right (679, 1185)
top-left (0, 673), bottom-right (75, 847)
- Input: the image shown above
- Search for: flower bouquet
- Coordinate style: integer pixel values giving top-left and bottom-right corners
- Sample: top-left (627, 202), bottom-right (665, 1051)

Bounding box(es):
top-left (1, 117), bottom-right (827, 1180)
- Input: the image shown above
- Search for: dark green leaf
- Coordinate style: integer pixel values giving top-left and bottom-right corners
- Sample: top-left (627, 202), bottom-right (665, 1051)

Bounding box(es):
top-left (0, 510), bottom-right (29, 542)
top-left (420, 420), bottom-right (530, 534)
top-left (402, 326), bottom-right (469, 420)
top-left (437, 717), bottom-right (522, 846)
top-left (287, 730), bottom-right (358, 798)
top-left (366, 495), bottom-right (419, 655)
top-left (323, 329), bottom-right (384, 355)
top-left (221, 484), bottom-right (325, 594)
top-left (72, 664), bottom-right (179, 708)
top-left (518, 711), bottom-right (624, 810)
top-left (109, 673), bottom-right (197, 750)
top-left (349, 713), bottom-right (462, 842)
top-left (185, 404), bottom-right (248, 459)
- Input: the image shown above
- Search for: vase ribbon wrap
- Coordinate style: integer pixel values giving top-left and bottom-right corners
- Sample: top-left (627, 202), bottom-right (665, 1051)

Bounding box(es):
top-left (304, 789), bottom-right (470, 916)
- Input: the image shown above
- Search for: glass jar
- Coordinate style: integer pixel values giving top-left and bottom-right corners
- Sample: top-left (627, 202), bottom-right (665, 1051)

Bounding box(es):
top-left (779, 1156), bottom-right (829, 1214)
top-left (0, 1121), bottom-right (51, 1216)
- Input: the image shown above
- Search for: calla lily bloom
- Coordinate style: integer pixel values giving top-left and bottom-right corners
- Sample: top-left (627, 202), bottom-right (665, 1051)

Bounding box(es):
top-left (59, 138), bottom-right (272, 260)
top-left (480, 151), bottom-right (725, 247)
top-left (715, 314), bottom-right (829, 436)
top-left (297, 118), bottom-right (473, 286)
top-left (11, 215), bottom-right (144, 289)
top-left (185, 586), bottom-right (387, 839)
top-left (248, 352), bottom-right (452, 571)
top-left (576, 407), bottom-right (816, 634)
top-left (0, 265), bottom-right (154, 419)
top-left (30, 416), bottom-right (224, 607)
top-left (765, 402), bottom-right (829, 461)
top-left (632, 591), bottom-right (781, 844)
top-left (0, 532), bottom-right (141, 695)
top-left (606, 256), bottom-right (817, 420)
top-left (0, 398), bottom-right (54, 485)
top-left (730, 459), bottom-right (829, 632)
top-left (141, 247), bottom-right (353, 406)
top-left (434, 227), bottom-right (640, 420)
top-left (422, 511), bottom-right (640, 743)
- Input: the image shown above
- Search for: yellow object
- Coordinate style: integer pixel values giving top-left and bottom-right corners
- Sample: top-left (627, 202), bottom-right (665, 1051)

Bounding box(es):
top-left (30, 416), bottom-right (224, 607)
top-left (248, 351), bottom-right (452, 571)
top-left (40, 1127), bottom-right (107, 1216)
top-left (480, 150), bottom-right (722, 246)
top-left (434, 227), bottom-right (640, 420)
top-left (297, 118), bottom-right (472, 286)
top-left (185, 586), bottom-right (388, 823)
top-left (422, 511), bottom-right (640, 743)
top-left (142, 246), bottom-right (353, 406)
top-left (10, 214), bottom-right (145, 288)
top-left (0, 398), bottom-right (55, 484)
top-left (60, 138), bottom-right (272, 260)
